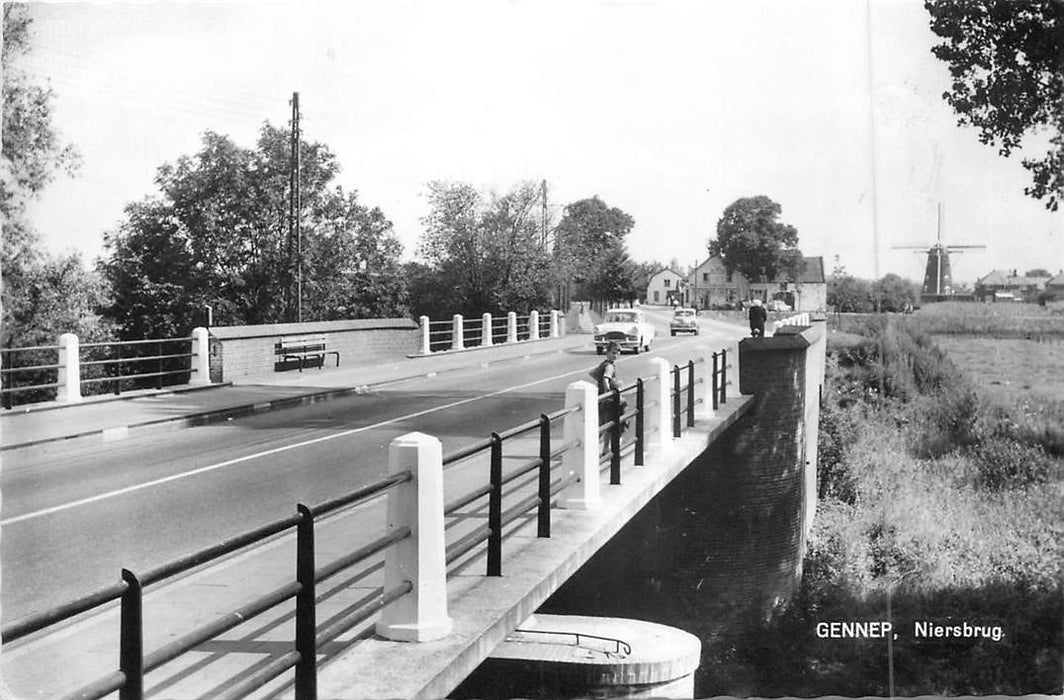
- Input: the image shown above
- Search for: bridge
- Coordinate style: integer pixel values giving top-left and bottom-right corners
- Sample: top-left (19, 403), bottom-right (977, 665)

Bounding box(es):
top-left (0, 307), bottom-right (826, 699)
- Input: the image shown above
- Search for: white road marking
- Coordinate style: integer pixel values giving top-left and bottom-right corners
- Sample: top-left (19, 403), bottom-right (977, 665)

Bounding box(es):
top-left (2, 348), bottom-right (692, 527)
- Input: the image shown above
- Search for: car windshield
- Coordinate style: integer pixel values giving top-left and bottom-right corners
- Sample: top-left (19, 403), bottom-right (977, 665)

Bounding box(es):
top-left (674, 309), bottom-right (694, 318)
top-left (604, 312), bottom-right (638, 323)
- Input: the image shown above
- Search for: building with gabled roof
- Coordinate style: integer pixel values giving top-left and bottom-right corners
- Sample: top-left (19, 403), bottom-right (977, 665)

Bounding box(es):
top-left (684, 255), bottom-right (826, 312)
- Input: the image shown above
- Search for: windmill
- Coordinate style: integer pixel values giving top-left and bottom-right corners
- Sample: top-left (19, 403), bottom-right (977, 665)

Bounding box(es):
top-left (893, 204), bottom-right (985, 302)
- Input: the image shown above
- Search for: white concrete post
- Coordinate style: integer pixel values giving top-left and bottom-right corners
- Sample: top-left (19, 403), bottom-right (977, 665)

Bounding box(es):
top-left (559, 380), bottom-right (601, 510)
top-left (420, 315), bottom-right (431, 355)
top-left (190, 327), bottom-right (212, 385)
top-left (452, 314), bottom-right (464, 351)
top-left (507, 312), bottom-right (518, 343)
top-left (376, 432), bottom-right (453, 642)
top-left (550, 309), bottom-right (560, 337)
top-left (651, 357), bottom-right (671, 448)
top-left (482, 312), bottom-right (493, 347)
top-left (57, 333), bottom-right (82, 403)
top-left (702, 347), bottom-right (716, 419)
top-left (529, 310), bottom-right (540, 341)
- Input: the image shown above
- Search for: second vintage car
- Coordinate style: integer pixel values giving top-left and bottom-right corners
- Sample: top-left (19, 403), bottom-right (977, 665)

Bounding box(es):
top-left (669, 307), bottom-right (699, 336)
top-left (594, 308), bottom-right (656, 354)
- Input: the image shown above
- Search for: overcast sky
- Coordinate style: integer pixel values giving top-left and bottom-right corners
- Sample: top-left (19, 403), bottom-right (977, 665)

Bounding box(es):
top-left (18, 0), bottom-right (1063, 284)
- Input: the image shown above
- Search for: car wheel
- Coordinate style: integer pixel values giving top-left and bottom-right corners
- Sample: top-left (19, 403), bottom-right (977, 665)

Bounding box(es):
top-left (596, 346), bottom-right (604, 355)
top-left (670, 330), bottom-right (676, 336)
top-left (644, 340), bottom-right (651, 352)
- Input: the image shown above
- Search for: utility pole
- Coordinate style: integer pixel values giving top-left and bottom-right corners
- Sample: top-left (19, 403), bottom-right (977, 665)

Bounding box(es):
top-left (540, 179), bottom-right (548, 248)
top-left (288, 92), bottom-right (302, 323)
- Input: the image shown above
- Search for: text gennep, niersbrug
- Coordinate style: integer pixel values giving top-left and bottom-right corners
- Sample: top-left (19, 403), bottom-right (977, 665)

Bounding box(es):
top-left (815, 620), bottom-right (1004, 642)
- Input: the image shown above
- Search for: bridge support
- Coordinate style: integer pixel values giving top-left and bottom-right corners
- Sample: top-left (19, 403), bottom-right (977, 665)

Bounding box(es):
top-left (529, 310), bottom-right (540, 340)
top-left (420, 315), bottom-right (431, 355)
top-left (452, 314), bottom-right (464, 351)
top-left (482, 313), bottom-right (493, 347)
top-left (650, 357), bottom-right (671, 449)
top-left (376, 432), bottom-right (453, 642)
top-left (507, 312), bottom-right (517, 343)
top-left (559, 380), bottom-right (601, 510)
top-left (190, 327), bottom-right (212, 385)
top-left (57, 333), bottom-right (82, 403)
top-left (550, 309), bottom-right (560, 337)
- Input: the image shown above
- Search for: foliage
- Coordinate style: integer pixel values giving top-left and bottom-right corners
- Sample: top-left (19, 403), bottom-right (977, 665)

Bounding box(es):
top-left (708, 195), bottom-right (803, 282)
top-left (829, 274), bottom-right (873, 312)
top-left (413, 180), bottom-right (554, 318)
top-left (871, 273), bottom-right (920, 311)
top-left (1026, 268), bottom-right (1052, 278)
top-left (1, 4), bottom-right (80, 237)
top-left (100, 125), bottom-right (406, 339)
top-left (551, 195), bottom-right (637, 304)
top-left (926, 0), bottom-right (1064, 210)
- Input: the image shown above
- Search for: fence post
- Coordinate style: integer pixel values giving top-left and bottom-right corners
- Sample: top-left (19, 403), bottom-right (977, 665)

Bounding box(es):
top-left (635, 378), bottom-right (645, 466)
top-left (529, 310), bottom-right (540, 340)
top-left (721, 348), bottom-right (728, 404)
top-left (190, 327), bottom-right (212, 385)
top-left (420, 315), bottom-right (431, 355)
top-left (57, 332), bottom-right (82, 404)
top-left (452, 314), bottom-right (464, 351)
top-left (687, 360), bottom-right (695, 427)
top-left (294, 504), bottom-right (317, 698)
top-left (376, 432), bottom-right (452, 642)
top-left (672, 365), bottom-right (682, 437)
top-left (487, 433), bottom-right (503, 576)
top-left (559, 380), bottom-right (601, 510)
top-left (537, 414), bottom-right (551, 537)
top-left (610, 388), bottom-right (622, 484)
top-left (507, 312), bottom-right (518, 343)
top-left (650, 357), bottom-right (671, 449)
top-left (550, 309), bottom-right (560, 337)
top-left (482, 312), bottom-right (493, 347)
top-left (711, 352), bottom-right (720, 412)
top-left (119, 569), bottom-right (144, 700)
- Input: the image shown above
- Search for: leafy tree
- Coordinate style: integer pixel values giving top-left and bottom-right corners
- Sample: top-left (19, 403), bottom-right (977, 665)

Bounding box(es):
top-left (589, 239), bottom-right (638, 304)
top-left (709, 196), bottom-right (803, 282)
top-left (1, 3), bottom-right (106, 378)
top-left (871, 273), bottom-right (920, 312)
top-left (413, 180), bottom-right (554, 317)
top-left (100, 125), bottom-right (407, 339)
top-left (1025, 268), bottom-right (1052, 278)
top-left (830, 275), bottom-right (873, 313)
top-left (926, 0), bottom-right (1064, 210)
top-left (552, 196), bottom-right (636, 305)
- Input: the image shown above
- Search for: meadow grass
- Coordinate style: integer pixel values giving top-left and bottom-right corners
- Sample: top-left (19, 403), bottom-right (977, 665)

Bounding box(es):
top-left (713, 317), bottom-right (1063, 695)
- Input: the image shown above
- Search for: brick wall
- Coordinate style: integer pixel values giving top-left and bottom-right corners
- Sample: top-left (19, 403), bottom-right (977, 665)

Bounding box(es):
top-left (206, 319), bottom-right (420, 383)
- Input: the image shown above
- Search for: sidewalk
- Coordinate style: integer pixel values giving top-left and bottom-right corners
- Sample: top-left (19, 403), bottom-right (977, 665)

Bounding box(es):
top-left (0, 335), bottom-right (589, 452)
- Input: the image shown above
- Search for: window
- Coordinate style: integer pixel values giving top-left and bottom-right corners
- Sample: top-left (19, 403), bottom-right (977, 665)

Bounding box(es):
top-left (703, 273), bottom-right (708, 282)
top-left (665, 279), bottom-right (671, 288)
top-left (654, 290), bottom-right (660, 302)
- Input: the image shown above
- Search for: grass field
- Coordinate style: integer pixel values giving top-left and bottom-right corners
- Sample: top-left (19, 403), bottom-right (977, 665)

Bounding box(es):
top-left (934, 336), bottom-right (1064, 403)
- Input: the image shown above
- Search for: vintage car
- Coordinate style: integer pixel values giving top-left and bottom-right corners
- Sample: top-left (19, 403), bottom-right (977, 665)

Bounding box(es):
top-left (669, 307), bottom-right (699, 336)
top-left (594, 308), bottom-right (655, 354)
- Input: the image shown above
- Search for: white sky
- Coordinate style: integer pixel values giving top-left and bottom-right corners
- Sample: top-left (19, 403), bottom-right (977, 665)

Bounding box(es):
top-left (17, 0), bottom-right (1064, 284)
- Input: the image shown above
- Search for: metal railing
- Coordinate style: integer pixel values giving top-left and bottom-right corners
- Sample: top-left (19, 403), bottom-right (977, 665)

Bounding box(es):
top-left (419, 310), bottom-right (559, 354)
top-left (1, 473), bottom-right (414, 700)
top-left (1, 335), bottom-right (200, 409)
top-left (2, 348), bottom-right (728, 698)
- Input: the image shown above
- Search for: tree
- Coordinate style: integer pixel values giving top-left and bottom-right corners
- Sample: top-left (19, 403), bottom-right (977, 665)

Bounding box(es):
top-left (872, 273), bottom-right (921, 312)
top-left (413, 180), bottom-right (554, 317)
top-left (1, 4), bottom-right (103, 365)
top-left (552, 196), bottom-right (636, 305)
top-left (709, 196), bottom-right (803, 282)
top-left (100, 124), bottom-right (406, 339)
top-left (926, 0), bottom-right (1064, 211)
top-left (1025, 268), bottom-right (1052, 278)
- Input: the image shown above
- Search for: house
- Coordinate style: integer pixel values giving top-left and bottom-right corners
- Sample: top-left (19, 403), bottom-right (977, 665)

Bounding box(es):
top-left (645, 268), bottom-right (686, 306)
top-left (684, 255), bottom-right (826, 312)
top-left (975, 269), bottom-right (1053, 302)
top-left (1045, 271), bottom-right (1064, 302)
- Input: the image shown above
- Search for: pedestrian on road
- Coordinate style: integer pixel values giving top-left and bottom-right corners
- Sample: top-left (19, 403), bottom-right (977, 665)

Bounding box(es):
top-left (749, 298), bottom-right (767, 337)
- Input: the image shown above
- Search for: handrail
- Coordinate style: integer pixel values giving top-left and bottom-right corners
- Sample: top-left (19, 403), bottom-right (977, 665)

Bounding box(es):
top-left (4, 347), bottom-right (726, 698)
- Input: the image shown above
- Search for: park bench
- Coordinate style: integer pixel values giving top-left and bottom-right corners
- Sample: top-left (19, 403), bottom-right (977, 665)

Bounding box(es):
top-left (276, 334), bottom-right (341, 372)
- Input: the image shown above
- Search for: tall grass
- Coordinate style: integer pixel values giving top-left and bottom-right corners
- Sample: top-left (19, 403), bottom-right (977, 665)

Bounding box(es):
top-left (713, 319), bottom-right (1063, 695)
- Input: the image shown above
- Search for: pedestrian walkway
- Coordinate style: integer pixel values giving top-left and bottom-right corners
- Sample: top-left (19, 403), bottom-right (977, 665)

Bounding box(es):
top-left (0, 335), bottom-right (589, 452)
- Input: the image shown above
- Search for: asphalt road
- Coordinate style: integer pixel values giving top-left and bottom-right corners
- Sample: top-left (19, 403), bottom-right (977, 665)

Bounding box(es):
top-left (2, 309), bottom-right (746, 623)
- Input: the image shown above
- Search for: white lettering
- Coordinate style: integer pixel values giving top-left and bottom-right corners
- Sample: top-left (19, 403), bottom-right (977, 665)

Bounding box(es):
top-left (914, 620), bottom-right (1003, 641)
top-left (816, 621), bottom-right (893, 638)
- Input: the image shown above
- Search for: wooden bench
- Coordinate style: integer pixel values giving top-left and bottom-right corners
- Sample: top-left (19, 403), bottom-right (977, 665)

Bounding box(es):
top-left (277, 334), bottom-right (341, 372)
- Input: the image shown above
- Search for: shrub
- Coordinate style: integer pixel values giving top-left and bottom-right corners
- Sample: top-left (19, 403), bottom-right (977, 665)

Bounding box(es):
top-left (969, 437), bottom-right (1055, 491)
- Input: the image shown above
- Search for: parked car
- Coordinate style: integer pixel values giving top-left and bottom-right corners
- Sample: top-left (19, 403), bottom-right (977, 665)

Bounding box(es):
top-left (594, 308), bottom-right (656, 354)
top-left (669, 307), bottom-right (699, 336)
top-left (769, 299), bottom-right (792, 312)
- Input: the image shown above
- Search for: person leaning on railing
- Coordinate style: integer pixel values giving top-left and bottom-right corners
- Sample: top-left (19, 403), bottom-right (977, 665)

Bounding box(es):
top-left (589, 341), bottom-right (628, 450)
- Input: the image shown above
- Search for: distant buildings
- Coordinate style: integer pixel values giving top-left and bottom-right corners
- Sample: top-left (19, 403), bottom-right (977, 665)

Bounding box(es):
top-left (974, 269), bottom-right (1057, 303)
top-left (644, 256), bottom-right (827, 312)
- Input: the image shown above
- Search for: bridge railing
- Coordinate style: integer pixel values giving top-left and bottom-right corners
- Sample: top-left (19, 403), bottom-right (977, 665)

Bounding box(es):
top-left (773, 312), bottom-right (811, 335)
top-left (1, 347), bottom-right (731, 698)
top-left (418, 310), bottom-right (561, 354)
top-left (0, 329), bottom-right (212, 409)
